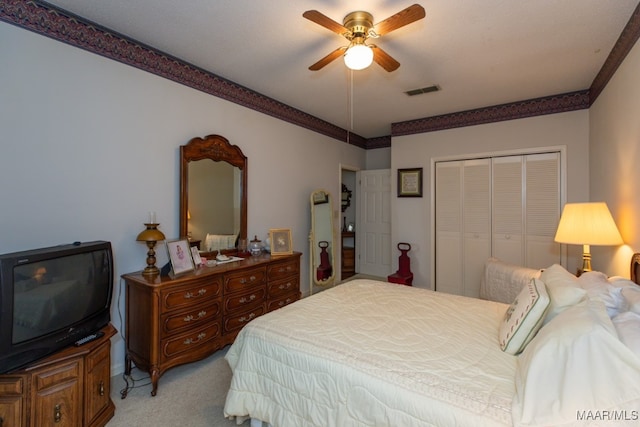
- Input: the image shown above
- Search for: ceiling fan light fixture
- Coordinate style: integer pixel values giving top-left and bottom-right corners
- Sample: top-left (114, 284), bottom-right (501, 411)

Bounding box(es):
top-left (344, 44), bottom-right (373, 70)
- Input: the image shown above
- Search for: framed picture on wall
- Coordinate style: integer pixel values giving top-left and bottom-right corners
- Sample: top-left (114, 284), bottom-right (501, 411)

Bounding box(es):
top-left (166, 239), bottom-right (195, 276)
top-left (269, 228), bottom-right (293, 256)
top-left (397, 168), bottom-right (423, 197)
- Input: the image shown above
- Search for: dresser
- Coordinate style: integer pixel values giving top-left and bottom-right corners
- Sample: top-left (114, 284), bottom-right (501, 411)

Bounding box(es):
top-left (121, 252), bottom-right (301, 396)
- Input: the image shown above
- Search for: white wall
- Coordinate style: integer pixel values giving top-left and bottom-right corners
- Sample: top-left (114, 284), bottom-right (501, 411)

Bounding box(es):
top-left (589, 38), bottom-right (640, 277)
top-left (0, 22), bottom-right (365, 374)
top-left (391, 111), bottom-right (590, 288)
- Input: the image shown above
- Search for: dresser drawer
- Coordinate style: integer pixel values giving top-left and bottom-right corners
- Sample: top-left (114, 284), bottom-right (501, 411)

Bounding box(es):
top-left (223, 305), bottom-right (265, 333)
top-left (162, 300), bottom-right (222, 335)
top-left (267, 259), bottom-right (299, 281)
top-left (160, 276), bottom-right (222, 313)
top-left (267, 276), bottom-right (299, 298)
top-left (224, 267), bottom-right (266, 293)
top-left (161, 322), bottom-right (222, 361)
top-left (224, 287), bottom-right (265, 314)
top-left (267, 292), bottom-right (300, 312)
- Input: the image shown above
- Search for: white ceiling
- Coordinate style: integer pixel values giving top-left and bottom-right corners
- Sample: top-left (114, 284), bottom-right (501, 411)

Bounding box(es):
top-left (43, 0), bottom-right (638, 138)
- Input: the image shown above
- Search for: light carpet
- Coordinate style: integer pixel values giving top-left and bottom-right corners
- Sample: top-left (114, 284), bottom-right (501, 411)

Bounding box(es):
top-left (107, 346), bottom-right (248, 426)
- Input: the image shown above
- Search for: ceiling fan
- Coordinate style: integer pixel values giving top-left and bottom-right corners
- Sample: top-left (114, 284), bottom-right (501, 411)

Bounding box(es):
top-left (303, 4), bottom-right (426, 72)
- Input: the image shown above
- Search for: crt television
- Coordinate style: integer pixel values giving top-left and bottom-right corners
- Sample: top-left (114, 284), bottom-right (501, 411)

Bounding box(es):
top-left (0, 241), bottom-right (113, 373)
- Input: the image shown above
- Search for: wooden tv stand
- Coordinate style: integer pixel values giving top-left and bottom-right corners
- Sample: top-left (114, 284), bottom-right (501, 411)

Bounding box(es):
top-left (0, 323), bottom-right (116, 427)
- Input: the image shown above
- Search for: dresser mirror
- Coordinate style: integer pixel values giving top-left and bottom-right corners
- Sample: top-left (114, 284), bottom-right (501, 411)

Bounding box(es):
top-left (180, 135), bottom-right (247, 256)
top-left (309, 189), bottom-right (336, 292)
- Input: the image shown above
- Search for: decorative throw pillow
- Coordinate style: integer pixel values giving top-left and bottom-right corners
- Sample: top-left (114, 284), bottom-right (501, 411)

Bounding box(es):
top-left (539, 264), bottom-right (586, 325)
top-left (499, 278), bottom-right (550, 355)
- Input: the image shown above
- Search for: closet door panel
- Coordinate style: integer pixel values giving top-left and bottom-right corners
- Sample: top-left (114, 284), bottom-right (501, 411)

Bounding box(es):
top-left (492, 156), bottom-right (524, 266)
top-left (525, 153), bottom-right (561, 268)
top-left (463, 159), bottom-right (491, 297)
top-left (435, 162), bottom-right (462, 294)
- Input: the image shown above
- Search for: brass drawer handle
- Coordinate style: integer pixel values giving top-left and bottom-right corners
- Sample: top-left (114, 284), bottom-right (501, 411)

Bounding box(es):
top-left (99, 380), bottom-right (105, 396)
top-left (184, 332), bottom-right (207, 345)
top-left (239, 294), bottom-right (256, 304)
top-left (278, 282), bottom-right (292, 290)
top-left (185, 288), bottom-right (206, 298)
top-left (278, 298), bottom-right (294, 308)
top-left (239, 313), bottom-right (256, 323)
top-left (54, 404), bottom-right (62, 423)
top-left (184, 311), bottom-right (207, 322)
top-left (239, 275), bottom-right (257, 284)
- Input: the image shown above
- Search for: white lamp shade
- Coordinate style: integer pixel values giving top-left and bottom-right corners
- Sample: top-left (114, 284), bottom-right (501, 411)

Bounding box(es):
top-left (344, 44), bottom-right (373, 70)
top-left (554, 202), bottom-right (623, 246)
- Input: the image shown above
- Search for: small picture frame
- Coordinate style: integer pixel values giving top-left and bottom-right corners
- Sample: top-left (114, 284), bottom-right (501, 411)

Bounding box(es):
top-left (398, 168), bottom-right (423, 197)
top-left (269, 228), bottom-right (293, 256)
top-left (166, 239), bottom-right (195, 276)
top-left (190, 246), bottom-right (202, 267)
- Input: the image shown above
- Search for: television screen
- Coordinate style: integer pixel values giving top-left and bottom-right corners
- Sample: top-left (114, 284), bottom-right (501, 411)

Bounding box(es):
top-left (12, 249), bottom-right (111, 344)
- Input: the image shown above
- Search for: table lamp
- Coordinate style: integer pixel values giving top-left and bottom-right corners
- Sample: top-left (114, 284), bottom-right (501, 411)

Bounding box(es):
top-left (554, 202), bottom-right (623, 274)
top-left (137, 220), bottom-right (166, 276)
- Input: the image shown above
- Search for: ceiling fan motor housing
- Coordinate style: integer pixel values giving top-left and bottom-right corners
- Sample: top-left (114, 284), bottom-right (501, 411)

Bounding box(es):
top-left (343, 11), bottom-right (373, 40)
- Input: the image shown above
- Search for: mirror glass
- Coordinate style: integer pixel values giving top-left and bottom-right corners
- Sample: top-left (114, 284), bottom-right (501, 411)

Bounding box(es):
top-left (180, 135), bottom-right (247, 256)
top-left (310, 190), bottom-right (336, 291)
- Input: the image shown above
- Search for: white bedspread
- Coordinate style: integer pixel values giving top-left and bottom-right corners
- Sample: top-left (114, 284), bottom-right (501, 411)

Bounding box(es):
top-left (224, 280), bottom-right (516, 426)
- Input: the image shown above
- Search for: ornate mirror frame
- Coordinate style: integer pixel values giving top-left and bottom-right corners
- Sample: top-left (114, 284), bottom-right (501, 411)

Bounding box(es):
top-left (179, 134), bottom-right (248, 255)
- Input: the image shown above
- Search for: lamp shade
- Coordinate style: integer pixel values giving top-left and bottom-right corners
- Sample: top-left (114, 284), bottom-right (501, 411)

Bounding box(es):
top-left (344, 44), bottom-right (373, 70)
top-left (554, 202), bottom-right (623, 246)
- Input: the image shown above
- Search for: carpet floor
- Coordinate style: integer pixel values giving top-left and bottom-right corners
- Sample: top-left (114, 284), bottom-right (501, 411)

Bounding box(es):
top-left (107, 346), bottom-right (248, 426)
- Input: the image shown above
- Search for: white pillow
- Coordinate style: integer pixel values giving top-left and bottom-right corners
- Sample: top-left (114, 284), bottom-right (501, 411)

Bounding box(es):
top-left (612, 311), bottom-right (640, 356)
top-left (480, 257), bottom-right (541, 304)
top-left (578, 271), bottom-right (627, 317)
top-left (621, 286), bottom-right (640, 314)
top-left (539, 264), bottom-right (586, 325)
top-left (499, 278), bottom-right (549, 355)
top-left (513, 299), bottom-right (640, 427)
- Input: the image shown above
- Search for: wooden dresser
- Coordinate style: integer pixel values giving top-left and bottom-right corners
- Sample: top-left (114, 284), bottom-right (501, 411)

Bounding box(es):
top-left (0, 324), bottom-right (116, 427)
top-left (121, 252), bottom-right (301, 396)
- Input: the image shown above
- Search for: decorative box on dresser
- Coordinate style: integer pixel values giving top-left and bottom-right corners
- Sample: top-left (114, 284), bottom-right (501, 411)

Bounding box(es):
top-left (0, 323), bottom-right (116, 427)
top-left (122, 252), bottom-right (301, 396)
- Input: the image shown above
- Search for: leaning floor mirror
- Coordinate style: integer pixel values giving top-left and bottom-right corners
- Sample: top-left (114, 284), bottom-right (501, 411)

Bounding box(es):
top-left (309, 189), bottom-right (336, 293)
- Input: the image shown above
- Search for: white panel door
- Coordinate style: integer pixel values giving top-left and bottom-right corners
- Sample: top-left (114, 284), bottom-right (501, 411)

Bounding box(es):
top-left (357, 170), bottom-right (392, 277)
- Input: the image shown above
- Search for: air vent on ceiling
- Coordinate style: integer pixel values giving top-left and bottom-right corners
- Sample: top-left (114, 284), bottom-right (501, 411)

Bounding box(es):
top-left (405, 85), bottom-right (440, 96)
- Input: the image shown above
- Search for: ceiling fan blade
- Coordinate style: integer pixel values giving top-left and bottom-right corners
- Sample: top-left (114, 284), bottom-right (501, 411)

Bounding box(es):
top-left (371, 46), bottom-right (400, 72)
top-left (303, 10), bottom-right (350, 36)
top-left (309, 47), bottom-right (347, 71)
top-left (373, 4), bottom-right (426, 36)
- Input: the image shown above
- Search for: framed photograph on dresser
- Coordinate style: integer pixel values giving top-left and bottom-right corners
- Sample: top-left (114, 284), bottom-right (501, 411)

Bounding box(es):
top-left (270, 228), bottom-right (293, 256)
top-left (166, 239), bottom-right (195, 275)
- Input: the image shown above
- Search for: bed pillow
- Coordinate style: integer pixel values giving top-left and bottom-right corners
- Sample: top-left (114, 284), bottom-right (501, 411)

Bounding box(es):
top-left (498, 278), bottom-right (549, 355)
top-left (512, 299), bottom-right (640, 427)
top-left (612, 311), bottom-right (640, 356)
top-left (578, 271), bottom-right (627, 317)
top-left (621, 286), bottom-right (640, 314)
top-left (480, 257), bottom-right (541, 304)
top-left (539, 264), bottom-right (586, 325)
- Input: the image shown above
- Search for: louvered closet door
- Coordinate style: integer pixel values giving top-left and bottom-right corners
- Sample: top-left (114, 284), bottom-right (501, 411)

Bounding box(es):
top-left (492, 156), bottom-right (524, 265)
top-left (435, 161), bottom-right (463, 295)
top-left (524, 153), bottom-right (561, 268)
top-left (435, 159), bottom-right (491, 296)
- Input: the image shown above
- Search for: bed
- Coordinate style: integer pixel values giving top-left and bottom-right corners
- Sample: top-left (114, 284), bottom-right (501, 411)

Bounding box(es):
top-left (224, 255), bottom-right (640, 426)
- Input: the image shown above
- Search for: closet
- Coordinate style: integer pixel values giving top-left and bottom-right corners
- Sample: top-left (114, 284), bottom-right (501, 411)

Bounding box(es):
top-left (435, 152), bottom-right (561, 297)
